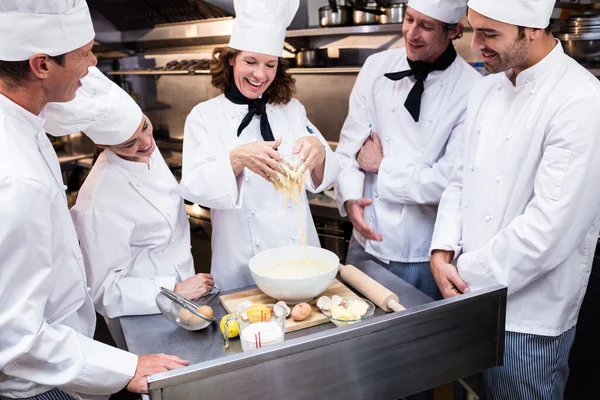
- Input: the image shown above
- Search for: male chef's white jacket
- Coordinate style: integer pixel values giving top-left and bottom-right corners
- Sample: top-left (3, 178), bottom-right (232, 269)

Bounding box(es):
top-left (71, 147), bottom-right (195, 319)
top-left (0, 75), bottom-right (137, 398)
top-left (180, 95), bottom-right (341, 291)
top-left (431, 42), bottom-right (600, 336)
top-left (335, 48), bottom-right (481, 263)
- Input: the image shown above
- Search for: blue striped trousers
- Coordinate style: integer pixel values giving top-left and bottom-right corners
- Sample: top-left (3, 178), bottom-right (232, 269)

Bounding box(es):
top-left (345, 236), bottom-right (442, 301)
top-left (0, 388), bottom-right (74, 400)
top-left (481, 327), bottom-right (576, 400)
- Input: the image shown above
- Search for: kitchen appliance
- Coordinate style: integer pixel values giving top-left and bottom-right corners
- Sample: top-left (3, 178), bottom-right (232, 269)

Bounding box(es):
top-left (319, 0), bottom-right (353, 27)
top-left (353, 1), bottom-right (383, 25)
top-left (556, 13), bottom-right (600, 64)
top-left (295, 48), bottom-right (329, 67)
top-left (219, 279), bottom-right (357, 333)
top-left (379, 2), bottom-right (406, 24)
top-left (248, 245), bottom-right (339, 304)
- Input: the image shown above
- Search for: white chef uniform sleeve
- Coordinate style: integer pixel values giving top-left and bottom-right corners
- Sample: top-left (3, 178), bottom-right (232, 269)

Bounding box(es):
top-left (457, 93), bottom-right (600, 294)
top-left (294, 101), bottom-right (342, 193)
top-left (334, 58), bottom-right (375, 217)
top-left (179, 105), bottom-right (245, 209)
top-left (377, 120), bottom-right (465, 205)
top-left (0, 178), bottom-right (137, 395)
top-left (71, 209), bottom-right (176, 318)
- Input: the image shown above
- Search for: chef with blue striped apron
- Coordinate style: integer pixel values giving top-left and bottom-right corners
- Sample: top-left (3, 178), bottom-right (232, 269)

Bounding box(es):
top-left (429, 0), bottom-right (600, 399)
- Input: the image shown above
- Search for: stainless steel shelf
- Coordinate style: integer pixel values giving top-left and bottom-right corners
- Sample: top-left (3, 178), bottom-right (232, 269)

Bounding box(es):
top-left (286, 24), bottom-right (403, 38)
top-left (108, 67), bottom-right (361, 76)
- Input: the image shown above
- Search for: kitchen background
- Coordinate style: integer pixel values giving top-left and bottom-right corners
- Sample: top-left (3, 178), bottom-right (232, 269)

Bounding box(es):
top-left (51, 1), bottom-right (599, 399)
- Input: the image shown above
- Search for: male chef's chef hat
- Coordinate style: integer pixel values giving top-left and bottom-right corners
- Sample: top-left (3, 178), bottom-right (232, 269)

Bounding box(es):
top-left (228, 0), bottom-right (300, 57)
top-left (0, 0), bottom-right (95, 62)
top-left (408, 0), bottom-right (467, 24)
top-left (44, 67), bottom-right (143, 146)
top-left (468, 0), bottom-right (555, 29)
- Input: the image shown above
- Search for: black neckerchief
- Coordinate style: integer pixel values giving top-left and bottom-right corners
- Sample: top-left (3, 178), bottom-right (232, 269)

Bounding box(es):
top-left (384, 43), bottom-right (457, 122)
top-left (224, 80), bottom-right (275, 142)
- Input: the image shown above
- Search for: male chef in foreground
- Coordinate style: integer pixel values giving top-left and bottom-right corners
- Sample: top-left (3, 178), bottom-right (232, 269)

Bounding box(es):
top-left (429, 0), bottom-right (600, 398)
top-left (335, 0), bottom-right (481, 302)
top-left (0, 1), bottom-right (187, 399)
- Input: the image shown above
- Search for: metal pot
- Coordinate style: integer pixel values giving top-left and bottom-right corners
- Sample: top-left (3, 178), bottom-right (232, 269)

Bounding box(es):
top-left (556, 13), bottom-right (600, 64)
top-left (295, 48), bottom-right (329, 68)
top-left (319, 0), bottom-right (353, 27)
top-left (353, 1), bottom-right (383, 25)
top-left (379, 3), bottom-right (405, 24)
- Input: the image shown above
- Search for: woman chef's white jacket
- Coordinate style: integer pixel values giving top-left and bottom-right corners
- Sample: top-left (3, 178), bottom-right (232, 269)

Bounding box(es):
top-left (431, 42), bottom-right (600, 336)
top-left (180, 95), bottom-right (341, 291)
top-left (0, 68), bottom-right (137, 399)
top-left (70, 147), bottom-right (195, 319)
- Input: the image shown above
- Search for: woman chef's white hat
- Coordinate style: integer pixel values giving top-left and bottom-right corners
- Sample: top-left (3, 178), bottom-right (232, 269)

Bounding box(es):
top-left (44, 68), bottom-right (143, 146)
top-left (228, 0), bottom-right (300, 57)
top-left (468, 0), bottom-right (555, 29)
top-left (0, 0), bottom-right (95, 62)
top-left (407, 0), bottom-right (468, 24)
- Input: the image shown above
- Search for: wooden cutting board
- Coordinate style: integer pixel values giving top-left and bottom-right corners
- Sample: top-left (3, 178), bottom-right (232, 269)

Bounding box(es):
top-left (219, 279), bottom-right (357, 333)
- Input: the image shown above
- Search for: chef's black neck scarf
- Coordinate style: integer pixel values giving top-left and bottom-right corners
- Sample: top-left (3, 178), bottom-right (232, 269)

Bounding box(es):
top-left (384, 43), bottom-right (457, 122)
top-left (224, 80), bottom-right (275, 142)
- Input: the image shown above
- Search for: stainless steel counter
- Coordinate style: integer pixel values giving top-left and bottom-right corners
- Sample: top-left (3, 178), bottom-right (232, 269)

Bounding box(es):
top-left (120, 261), bottom-right (506, 400)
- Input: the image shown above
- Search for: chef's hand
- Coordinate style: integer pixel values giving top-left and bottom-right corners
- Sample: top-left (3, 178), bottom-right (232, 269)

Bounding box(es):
top-left (293, 136), bottom-right (326, 185)
top-left (357, 133), bottom-right (383, 174)
top-left (230, 137), bottom-right (283, 180)
top-left (344, 199), bottom-right (383, 241)
top-left (127, 354), bottom-right (189, 393)
top-left (430, 250), bottom-right (469, 298)
top-left (174, 273), bottom-right (215, 300)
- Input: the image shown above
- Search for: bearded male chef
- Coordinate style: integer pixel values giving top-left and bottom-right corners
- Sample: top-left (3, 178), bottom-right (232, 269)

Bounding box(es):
top-left (429, 0), bottom-right (600, 398)
top-left (335, 0), bottom-right (481, 300)
top-left (0, 1), bottom-right (187, 399)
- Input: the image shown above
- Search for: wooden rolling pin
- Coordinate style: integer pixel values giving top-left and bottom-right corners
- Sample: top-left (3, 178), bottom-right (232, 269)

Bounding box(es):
top-left (339, 264), bottom-right (406, 312)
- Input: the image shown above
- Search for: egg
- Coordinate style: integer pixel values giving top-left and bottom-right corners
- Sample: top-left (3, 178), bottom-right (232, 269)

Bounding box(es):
top-left (291, 303), bottom-right (312, 321)
top-left (197, 305), bottom-right (214, 319)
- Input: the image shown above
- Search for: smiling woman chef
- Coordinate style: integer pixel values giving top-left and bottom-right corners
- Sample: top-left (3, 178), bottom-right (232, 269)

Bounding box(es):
top-left (44, 70), bottom-right (214, 350)
top-left (180, 0), bottom-right (342, 291)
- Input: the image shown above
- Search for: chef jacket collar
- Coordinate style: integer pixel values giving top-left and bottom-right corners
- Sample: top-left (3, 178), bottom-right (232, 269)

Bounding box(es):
top-left (0, 92), bottom-right (44, 133)
top-left (504, 39), bottom-right (563, 87)
top-left (105, 146), bottom-right (156, 174)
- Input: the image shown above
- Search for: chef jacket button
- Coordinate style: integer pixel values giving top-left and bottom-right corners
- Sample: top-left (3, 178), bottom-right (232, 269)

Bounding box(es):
top-left (506, 135), bottom-right (512, 141)
top-left (496, 85), bottom-right (502, 91)
top-left (86, 287), bottom-right (91, 293)
top-left (245, 177), bottom-right (251, 183)
top-left (476, 126), bottom-right (481, 133)
top-left (230, 115), bottom-right (235, 119)
top-left (439, 83), bottom-right (443, 88)
top-left (421, 150), bottom-right (425, 154)
top-left (255, 242), bottom-right (260, 247)
top-left (287, 202), bottom-right (292, 209)
top-left (170, 240), bottom-right (175, 245)
top-left (374, 193), bottom-right (379, 198)
top-left (464, 203), bottom-right (468, 208)
top-left (291, 236), bottom-right (296, 241)
top-left (385, 137), bottom-right (390, 142)
top-left (428, 118), bottom-right (433, 123)
top-left (187, 215), bottom-right (190, 219)
top-left (485, 215), bottom-right (492, 222)
top-left (390, 106), bottom-right (395, 112)
top-left (136, 183), bottom-right (141, 187)
top-left (469, 165), bottom-right (475, 172)
top-left (63, 185), bottom-right (68, 191)
top-left (250, 209), bottom-right (255, 215)
top-left (496, 176), bottom-right (503, 183)
top-left (530, 89), bottom-right (536, 95)
top-left (166, 211), bottom-right (171, 216)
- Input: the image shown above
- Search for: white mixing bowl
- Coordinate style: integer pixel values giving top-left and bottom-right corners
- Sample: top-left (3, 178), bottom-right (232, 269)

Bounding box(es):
top-left (249, 246), bottom-right (339, 304)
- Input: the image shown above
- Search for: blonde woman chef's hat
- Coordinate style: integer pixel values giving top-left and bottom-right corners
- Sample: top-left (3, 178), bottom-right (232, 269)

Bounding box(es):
top-left (0, 0), bottom-right (95, 61)
top-left (228, 0), bottom-right (300, 57)
top-left (44, 67), bottom-right (143, 146)
top-left (408, 0), bottom-right (468, 24)
top-left (468, 0), bottom-right (555, 29)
